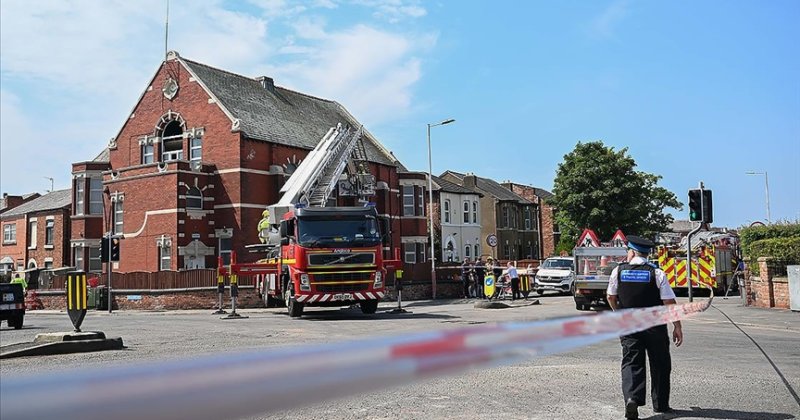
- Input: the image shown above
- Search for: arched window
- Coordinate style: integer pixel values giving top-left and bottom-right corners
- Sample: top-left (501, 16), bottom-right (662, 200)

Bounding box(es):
top-left (472, 201), bottom-right (478, 224)
top-left (474, 244), bottom-right (480, 258)
top-left (465, 245), bottom-right (471, 258)
top-left (443, 199), bottom-right (451, 223)
top-left (463, 201), bottom-right (470, 224)
top-left (186, 187), bottom-right (203, 210)
top-left (161, 120), bottom-right (184, 161)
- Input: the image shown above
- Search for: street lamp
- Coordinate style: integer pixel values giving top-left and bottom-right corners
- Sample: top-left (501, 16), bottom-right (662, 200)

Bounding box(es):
top-left (745, 171), bottom-right (771, 223)
top-left (427, 118), bottom-right (455, 299)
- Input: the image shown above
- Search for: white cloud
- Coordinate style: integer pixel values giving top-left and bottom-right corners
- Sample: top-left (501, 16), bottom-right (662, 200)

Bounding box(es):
top-left (352, 0), bottom-right (427, 22)
top-left (589, 0), bottom-right (630, 39)
top-left (0, 0), bottom-right (434, 193)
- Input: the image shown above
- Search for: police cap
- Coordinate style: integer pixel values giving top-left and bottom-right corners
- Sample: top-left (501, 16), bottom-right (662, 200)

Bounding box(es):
top-left (626, 235), bottom-right (655, 254)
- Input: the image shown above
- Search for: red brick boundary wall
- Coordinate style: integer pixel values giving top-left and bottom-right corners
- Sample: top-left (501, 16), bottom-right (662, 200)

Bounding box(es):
top-left (744, 257), bottom-right (790, 309)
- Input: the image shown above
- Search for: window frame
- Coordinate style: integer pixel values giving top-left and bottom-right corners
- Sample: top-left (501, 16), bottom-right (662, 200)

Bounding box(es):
top-left (402, 186), bottom-right (415, 216)
top-left (159, 244), bottom-right (172, 271)
top-left (142, 144), bottom-right (154, 164)
top-left (3, 224), bottom-right (16, 243)
top-left (113, 200), bottom-right (124, 235)
top-left (45, 219), bottom-right (55, 245)
top-left (186, 187), bottom-right (203, 210)
top-left (89, 177), bottom-right (103, 215)
top-left (88, 246), bottom-right (102, 273)
top-left (443, 199), bottom-right (450, 224)
top-left (190, 136), bottom-right (202, 165)
top-left (417, 186), bottom-right (424, 216)
top-left (472, 201), bottom-right (478, 224)
top-left (403, 242), bottom-right (416, 263)
top-left (524, 207), bottom-right (532, 230)
top-left (28, 220), bottom-right (37, 248)
top-left (465, 245), bottom-right (471, 258)
top-left (74, 247), bottom-right (84, 271)
top-left (75, 180), bottom-right (85, 215)
top-left (219, 237), bottom-right (232, 266)
top-left (463, 201), bottom-right (469, 224)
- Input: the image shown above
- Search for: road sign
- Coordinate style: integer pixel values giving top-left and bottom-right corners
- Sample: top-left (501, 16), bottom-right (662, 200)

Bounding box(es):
top-left (486, 234), bottom-right (498, 248)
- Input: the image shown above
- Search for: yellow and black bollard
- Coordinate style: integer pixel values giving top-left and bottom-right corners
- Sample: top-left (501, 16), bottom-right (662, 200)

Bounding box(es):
top-left (66, 272), bottom-right (88, 332)
top-left (520, 274), bottom-right (531, 299)
top-left (212, 257), bottom-right (228, 315)
top-left (389, 269), bottom-right (407, 314)
top-left (223, 252), bottom-right (248, 320)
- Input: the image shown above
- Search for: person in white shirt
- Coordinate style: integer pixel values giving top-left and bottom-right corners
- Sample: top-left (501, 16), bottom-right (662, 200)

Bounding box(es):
top-left (506, 261), bottom-right (520, 300)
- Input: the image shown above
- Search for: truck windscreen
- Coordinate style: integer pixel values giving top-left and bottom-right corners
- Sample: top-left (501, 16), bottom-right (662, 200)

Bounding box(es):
top-left (297, 217), bottom-right (381, 247)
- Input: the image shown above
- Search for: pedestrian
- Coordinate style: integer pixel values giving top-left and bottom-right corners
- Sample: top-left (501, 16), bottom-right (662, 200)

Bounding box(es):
top-left (473, 257), bottom-right (485, 299)
top-left (461, 258), bottom-right (472, 299)
top-left (10, 272), bottom-right (28, 291)
top-left (507, 262), bottom-right (520, 300)
top-left (607, 235), bottom-right (683, 420)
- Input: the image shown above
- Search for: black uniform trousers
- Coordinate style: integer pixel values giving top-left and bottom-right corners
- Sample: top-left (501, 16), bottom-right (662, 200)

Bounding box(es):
top-left (620, 324), bottom-right (671, 410)
top-left (474, 270), bottom-right (485, 298)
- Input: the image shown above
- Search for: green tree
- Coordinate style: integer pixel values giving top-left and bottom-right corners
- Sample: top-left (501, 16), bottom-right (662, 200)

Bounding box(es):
top-left (551, 141), bottom-right (682, 245)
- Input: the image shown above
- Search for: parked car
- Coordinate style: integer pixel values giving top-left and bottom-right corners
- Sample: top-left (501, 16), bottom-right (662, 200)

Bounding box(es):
top-left (0, 282), bottom-right (26, 329)
top-left (534, 257), bottom-right (575, 295)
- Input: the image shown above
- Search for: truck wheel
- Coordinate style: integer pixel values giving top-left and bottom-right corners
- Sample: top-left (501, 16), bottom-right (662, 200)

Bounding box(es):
top-left (263, 293), bottom-right (277, 308)
top-left (359, 300), bottom-right (379, 314)
top-left (285, 289), bottom-right (304, 318)
top-left (10, 314), bottom-right (24, 329)
top-left (575, 303), bottom-right (587, 311)
top-left (536, 289), bottom-right (544, 296)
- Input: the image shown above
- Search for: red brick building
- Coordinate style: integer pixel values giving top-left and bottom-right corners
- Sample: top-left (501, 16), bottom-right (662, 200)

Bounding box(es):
top-left (1, 190), bottom-right (72, 273)
top-left (70, 51), bottom-right (427, 276)
top-left (499, 182), bottom-right (559, 258)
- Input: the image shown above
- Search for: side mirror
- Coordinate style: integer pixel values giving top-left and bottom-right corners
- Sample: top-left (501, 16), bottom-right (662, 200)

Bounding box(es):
top-left (280, 237), bottom-right (290, 246)
top-left (279, 221), bottom-right (288, 237)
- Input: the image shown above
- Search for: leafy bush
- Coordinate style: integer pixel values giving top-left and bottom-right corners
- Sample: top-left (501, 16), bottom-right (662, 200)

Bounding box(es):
top-left (745, 237), bottom-right (800, 275)
top-left (740, 223), bottom-right (800, 251)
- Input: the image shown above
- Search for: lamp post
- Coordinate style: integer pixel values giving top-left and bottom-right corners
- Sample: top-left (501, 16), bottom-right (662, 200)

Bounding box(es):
top-left (427, 118), bottom-right (455, 299)
top-left (745, 171), bottom-right (771, 223)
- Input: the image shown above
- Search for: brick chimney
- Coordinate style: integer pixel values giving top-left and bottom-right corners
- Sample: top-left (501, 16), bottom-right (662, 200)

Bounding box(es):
top-left (464, 173), bottom-right (477, 188)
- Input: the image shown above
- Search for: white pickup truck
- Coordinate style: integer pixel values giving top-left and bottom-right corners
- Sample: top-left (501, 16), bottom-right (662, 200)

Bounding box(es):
top-left (534, 257), bottom-right (575, 295)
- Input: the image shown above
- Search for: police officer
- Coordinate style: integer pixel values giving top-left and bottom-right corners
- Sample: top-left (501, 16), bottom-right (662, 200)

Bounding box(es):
top-left (607, 235), bottom-right (683, 420)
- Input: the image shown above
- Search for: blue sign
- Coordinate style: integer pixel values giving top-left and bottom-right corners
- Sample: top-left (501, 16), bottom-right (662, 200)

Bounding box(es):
top-left (620, 270), bottom-right (650, 283)
top-left (484, 277), bottom-right (494, 286)
top-left (126, 295), bottom-right (143, 301)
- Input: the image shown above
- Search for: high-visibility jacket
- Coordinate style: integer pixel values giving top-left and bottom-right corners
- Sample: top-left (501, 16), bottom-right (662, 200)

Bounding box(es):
top-left (10, 276), bottom-right (28, 290)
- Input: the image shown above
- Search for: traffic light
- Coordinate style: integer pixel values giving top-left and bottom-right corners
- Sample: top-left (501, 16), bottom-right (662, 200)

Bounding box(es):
top-left (688, 189), bottom-right (713, 223)
top-left (111, 238), bottom-right (120, 262)
top-left (101, 235), bottom-right (121, 262)
top-left (702, 189), bottom-right (713, 223)
top-left (688, 190), bottom-right (702, 221)
top-left (101, 235), bottom-right (110, 262)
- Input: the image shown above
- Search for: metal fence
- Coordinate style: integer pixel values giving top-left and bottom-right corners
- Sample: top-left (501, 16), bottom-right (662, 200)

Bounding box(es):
top-left (46, 269), bottom-right (256, 290)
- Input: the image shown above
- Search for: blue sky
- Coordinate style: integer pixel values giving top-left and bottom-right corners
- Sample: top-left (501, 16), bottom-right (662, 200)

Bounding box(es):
top-left (1, 0), bottom-right (798, 229)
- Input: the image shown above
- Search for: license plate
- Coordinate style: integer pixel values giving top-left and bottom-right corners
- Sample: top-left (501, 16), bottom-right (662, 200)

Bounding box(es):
top-left (332, 293), bottom-right (353, 301)
top-left (2, 293), bottom-right (14, 302)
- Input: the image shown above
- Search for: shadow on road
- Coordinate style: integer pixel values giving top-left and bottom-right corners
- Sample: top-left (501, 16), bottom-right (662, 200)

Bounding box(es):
top-left (290, 308), bottom-right (459, 321)
top-left (642, 407), bottom-right (796, 420)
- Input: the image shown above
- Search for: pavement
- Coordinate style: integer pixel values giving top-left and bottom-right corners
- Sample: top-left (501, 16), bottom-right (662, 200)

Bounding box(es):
top-left (0, 294), bottom-right (798, 419)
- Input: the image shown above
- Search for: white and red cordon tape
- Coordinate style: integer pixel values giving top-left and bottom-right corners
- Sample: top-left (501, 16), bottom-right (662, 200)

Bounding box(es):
top-left (1, 296), bottom-right (711, 420)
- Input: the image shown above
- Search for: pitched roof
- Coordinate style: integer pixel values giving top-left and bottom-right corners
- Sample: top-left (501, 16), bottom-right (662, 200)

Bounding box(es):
top-left (0, 189), bottom-right (72, 219)
top-left (179, 57), bottom-right (396, 167)
top-left (431, 175), bottom-right (482, 196)
top-left (93, 147), bottom-right (110, 162)
top-left (532, 187), bottom-right (554, 200)
top-left (442, 171), bottom-right (531, 204)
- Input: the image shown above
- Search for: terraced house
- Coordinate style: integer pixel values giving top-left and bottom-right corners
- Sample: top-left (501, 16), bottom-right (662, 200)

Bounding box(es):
top-left (1, 190), bottom-right (72, 273)
top-left (69, 52), bottom-right (428, 278)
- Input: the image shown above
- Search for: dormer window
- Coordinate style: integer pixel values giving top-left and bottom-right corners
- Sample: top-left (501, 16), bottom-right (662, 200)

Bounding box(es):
top-left (161, 120), bottom-right (184, 162)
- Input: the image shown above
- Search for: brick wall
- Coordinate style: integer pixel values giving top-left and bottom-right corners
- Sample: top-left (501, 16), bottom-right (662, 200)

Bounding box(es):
top-left (744, 257), bottom-right (790, 309)
top-left (27, 209), bottom-right (71, 269)
top-left (35, 287), bottom-right (264, 311)
top-left (541, 203), bottom-right (557, 257)
top-left (1, 215), bottom-right (27, 269)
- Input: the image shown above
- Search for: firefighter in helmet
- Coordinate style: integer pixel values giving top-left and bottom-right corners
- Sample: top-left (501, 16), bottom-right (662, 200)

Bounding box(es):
top-left (607, 235), bottom-right (683, 419)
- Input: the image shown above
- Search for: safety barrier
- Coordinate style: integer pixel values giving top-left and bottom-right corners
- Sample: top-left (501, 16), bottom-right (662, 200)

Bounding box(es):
top-left (1, 292), bottom-right (711, 420)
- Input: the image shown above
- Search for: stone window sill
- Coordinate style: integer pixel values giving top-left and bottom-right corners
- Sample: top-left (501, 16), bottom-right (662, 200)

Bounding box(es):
top-left (45, 245), bottom-right (54, 250)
